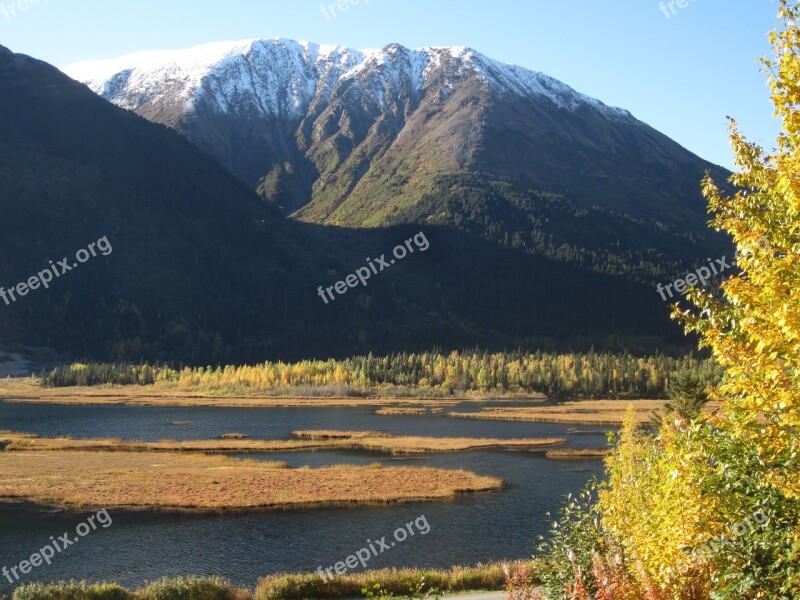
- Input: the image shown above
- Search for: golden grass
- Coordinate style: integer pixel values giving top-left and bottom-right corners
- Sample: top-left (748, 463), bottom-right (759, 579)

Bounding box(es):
top-left (255, 561), bottom-right (535, 600)
top-left (450, 399), bottom-right (720, 425)
top-left (375, 407), bottom-right (429, 415)
top-left (9, 562), bottom-right (537, 600)
top-left (0, 430), bottom-right (566, 455)
top-left (565, 428), bottom-right (611, 435)
top-left (348, 435), bottom-right (565, 454)
top-left (0, 378), bottom-right (463, 407)
top-left (0, 450), bottom-right (502, 512)
top-left (0, 432), bottom-right (325, 454)
top-left (292, 430), bottom-right (392, 440)
top-left (545, 448), bottom-right (611, 459)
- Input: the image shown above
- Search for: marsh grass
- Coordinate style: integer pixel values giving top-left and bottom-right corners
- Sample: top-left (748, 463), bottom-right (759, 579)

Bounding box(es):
top-left (255, 562), bottom-right (533, 600)
top-left (450, 399), bottom-right (721, 425)
top-left (374, 408), bottom-right (429, 416)
top-left (11, 578), bottom-right (249, 600)
top-left (0, 450), bottom-right (501, 511)
top-left (136, 577), bottom-right (250, 600)
top-left (0, 431), bottom-right (566, 456)
top-left (12, 581), bottom-right (132, 600)
top-left (544, 449), bottom-right (610, 459)
top-left (0, 379), bottom-right (458, 407)
top-left (8, 565), bottom-right (531, 600)
top-left (292, 431), bottom-right (392, 440)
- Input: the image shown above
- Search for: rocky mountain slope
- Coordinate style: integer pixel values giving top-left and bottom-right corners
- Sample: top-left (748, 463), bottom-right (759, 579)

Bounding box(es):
top-left (65, 39), bottom-right (730, 286)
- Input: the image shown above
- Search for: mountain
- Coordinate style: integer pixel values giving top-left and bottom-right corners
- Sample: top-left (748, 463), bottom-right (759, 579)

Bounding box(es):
top-left (0, 41), bottom-right (732, 363)
top-left (64, 38), bottom-right (731, 286)
top-left (3, 42), bottom-right (674, 364)
top-left (0, 44), bottom-right (438, 362)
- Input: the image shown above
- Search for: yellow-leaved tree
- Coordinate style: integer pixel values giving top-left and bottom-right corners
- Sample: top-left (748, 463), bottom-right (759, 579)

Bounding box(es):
top-left (530, 3), bottom-right (800, 599)
top-left (678, 0), bottom-right (800, 498)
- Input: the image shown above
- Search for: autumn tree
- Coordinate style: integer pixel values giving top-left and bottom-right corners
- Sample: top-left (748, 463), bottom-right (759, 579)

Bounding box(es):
top-left (677, 0), bottom-right (800, 496)
top-left (529, 4), bottom-right (800, 598)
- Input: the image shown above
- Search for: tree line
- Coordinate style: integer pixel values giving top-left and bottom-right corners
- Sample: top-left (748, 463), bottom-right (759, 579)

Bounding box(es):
top-left (42, 350), bottom-right (721, 399)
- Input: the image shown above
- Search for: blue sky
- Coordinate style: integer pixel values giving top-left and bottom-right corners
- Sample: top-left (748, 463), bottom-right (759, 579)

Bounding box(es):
top-left (0, 0), bottom-right (782, 168)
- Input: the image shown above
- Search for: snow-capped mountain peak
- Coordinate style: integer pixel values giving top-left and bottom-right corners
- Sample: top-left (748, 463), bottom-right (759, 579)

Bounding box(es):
top-left (62, 38), bottom-right (631, 120)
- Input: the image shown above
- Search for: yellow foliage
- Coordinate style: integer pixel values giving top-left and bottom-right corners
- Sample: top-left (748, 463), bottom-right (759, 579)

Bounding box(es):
top-left (599, 408), bottom-right (717, 595)
top-left (675, 0), bottom-right (800, 497)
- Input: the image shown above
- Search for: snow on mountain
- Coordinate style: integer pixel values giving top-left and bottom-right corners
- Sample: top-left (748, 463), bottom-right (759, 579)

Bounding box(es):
top-left (62, 38), bottom-right (632, 120)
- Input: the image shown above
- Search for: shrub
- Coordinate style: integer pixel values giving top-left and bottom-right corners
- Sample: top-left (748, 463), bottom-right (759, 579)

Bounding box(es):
top-left (255, 563), bottom-right (521, 600)
top-left (135, 577), bottom-right (248, 600)
top-left (532, 485), bottom-right (608, 598)
top-left (12, 581), bottom-right (132, 600)
top-left (599, 410), bottom-right (716, 596)
top-left (692, 423), bottom-right (800, 598)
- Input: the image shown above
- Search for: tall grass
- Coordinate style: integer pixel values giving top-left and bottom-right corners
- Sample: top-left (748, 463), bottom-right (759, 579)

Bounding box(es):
top-left (8, 564), bottom-right (533, 600)
top-left (135, 577), bottom-right (249, 600)
top-left (255, 562), bottom-right (533, 600)
top-left (12, 581), bottom-right (132, 600)
top-left (12, 579), bottom-right (248, 600)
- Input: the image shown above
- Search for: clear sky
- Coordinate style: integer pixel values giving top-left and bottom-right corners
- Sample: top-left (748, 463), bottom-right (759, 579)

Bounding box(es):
top-left (0, 0), bottom-right (783, 168)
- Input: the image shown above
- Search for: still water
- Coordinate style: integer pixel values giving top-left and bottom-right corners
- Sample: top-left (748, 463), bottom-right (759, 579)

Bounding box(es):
top-left (0, 400), bottom-right (608, 589)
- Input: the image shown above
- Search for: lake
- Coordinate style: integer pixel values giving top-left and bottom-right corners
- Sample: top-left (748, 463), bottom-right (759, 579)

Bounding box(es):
top-left (0, 400), bottom-right (608, 590)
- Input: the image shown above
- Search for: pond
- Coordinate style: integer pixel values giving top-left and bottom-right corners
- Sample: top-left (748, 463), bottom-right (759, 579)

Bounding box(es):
top-left (0, 400), bottom-right (609, 590)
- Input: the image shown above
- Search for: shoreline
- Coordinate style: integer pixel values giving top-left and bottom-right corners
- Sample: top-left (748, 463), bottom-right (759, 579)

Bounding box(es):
top-left (0, 389), bottom-right (546, 408)
top-left (0, 377), bottom-right (583, 408)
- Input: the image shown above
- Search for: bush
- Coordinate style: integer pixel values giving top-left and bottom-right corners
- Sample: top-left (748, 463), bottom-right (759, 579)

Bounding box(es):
top-left (135, 577), bottom-right (248, 600)
top-left (693, 424), bottom-right (800, 598)
top-left (13, 581), bottom-right (133, 600)
top-left (533, 485), bottom-right (608, 599)
top-left (599, 410), bottom-right (715, 596)
top-left (255, 563), bottom-right (522, 600)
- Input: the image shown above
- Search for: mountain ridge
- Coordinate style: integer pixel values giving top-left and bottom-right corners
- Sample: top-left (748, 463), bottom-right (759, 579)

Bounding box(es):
top-left (63, 38), bottom-right (634, 123)
top-left (61, 37), bottom-right (726, 232)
